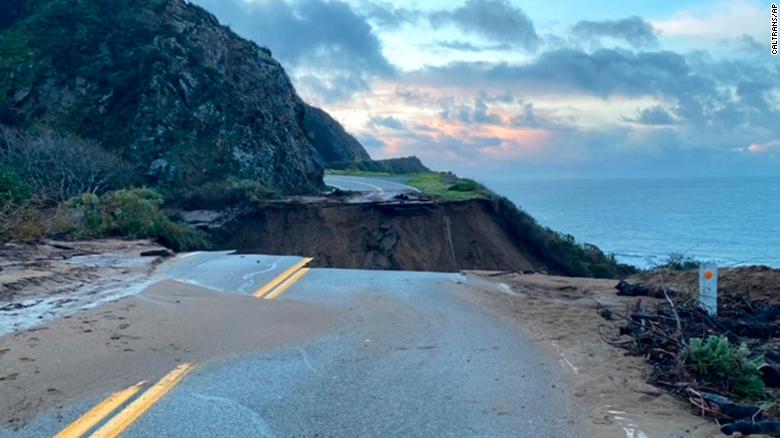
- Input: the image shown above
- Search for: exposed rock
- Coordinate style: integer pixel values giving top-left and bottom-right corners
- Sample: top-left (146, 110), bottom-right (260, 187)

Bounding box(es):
top-left (1, 0), bottom-right (323, 194)
top-left (349, 156), bottom-right (430, 174)
top-left (304, 104), bottom-right (371, 167)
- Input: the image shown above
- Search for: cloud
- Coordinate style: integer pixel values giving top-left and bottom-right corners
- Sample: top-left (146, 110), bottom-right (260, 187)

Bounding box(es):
top-left (430, 0), bottom-right (540, 50)
top-left (369, 116), bottom-right (405, 130)
top-left (624, 106), bottom-right (676, 125)
top-left (361, 1), bottom-right (419, 29)
top-left (406, 47), bottom-right (778, 132)
top-left (440, 96), bottom-right (503, 125)
top-left (572, 16), bottom-right (658, 48)
top-left (193, 0), bottom-right (394, 101)
top-left (652, 1), bottom-right (764, 41)
top-left (735, 140), bottom-right (780, 154)
top-left (432, 40), bottom-right (511, 52)
top-left (413, 49), bottom-right (700, 98)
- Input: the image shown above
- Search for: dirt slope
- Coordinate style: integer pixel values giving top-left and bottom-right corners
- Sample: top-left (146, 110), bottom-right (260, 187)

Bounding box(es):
top-left (213, 200), bottom-right (549, 273)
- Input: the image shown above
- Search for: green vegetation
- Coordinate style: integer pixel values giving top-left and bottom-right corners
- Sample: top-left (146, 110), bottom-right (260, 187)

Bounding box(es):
top-left (177, 178), bottom-right (282, 209)
top-left (682, 335), bottom-right (766, 399)
top-left (407, 173), bottom-right (492, 200)
top-left (327, 157), bottom-right (430, 175)
top-left (0, 167), bottom-right (31, 207)
top-left (64, 188), bottom-right (209, 251)
top-left (1, 127), bottom-right (133, 201)
top-left (656, 252), bottom-right (699, 271)
top-left (490, 196), bottom-right (635, 278)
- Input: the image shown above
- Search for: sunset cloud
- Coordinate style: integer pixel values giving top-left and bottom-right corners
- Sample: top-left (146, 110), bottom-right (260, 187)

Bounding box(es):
top-left (735, 140), bottom-right (780, 154)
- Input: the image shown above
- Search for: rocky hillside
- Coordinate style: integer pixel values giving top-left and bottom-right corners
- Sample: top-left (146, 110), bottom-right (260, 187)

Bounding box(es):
top-left (0, 0), bottom-right (323, 194)
top-left (303, 104), bottom-right (371, 168)
top-left (303, 104), bottom-right (429, 174)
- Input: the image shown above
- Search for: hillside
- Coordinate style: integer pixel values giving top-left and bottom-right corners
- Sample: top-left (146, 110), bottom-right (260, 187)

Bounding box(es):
top-left (303, 104), bottom-right (371, 167)
top-left (303, 104), bottom-right (429, 174)
top-left (1, 0), bottom-right (324, 194)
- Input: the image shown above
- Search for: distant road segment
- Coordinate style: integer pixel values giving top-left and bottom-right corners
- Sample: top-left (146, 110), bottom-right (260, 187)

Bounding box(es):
top-left (324, 175), bottom-right (420, 200)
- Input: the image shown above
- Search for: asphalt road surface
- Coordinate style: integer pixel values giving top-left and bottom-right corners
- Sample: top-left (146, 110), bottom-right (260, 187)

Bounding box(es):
top-left (324, 175), bottom-right (419, 201)
top-left (2, 252), bottom-right (587, 437)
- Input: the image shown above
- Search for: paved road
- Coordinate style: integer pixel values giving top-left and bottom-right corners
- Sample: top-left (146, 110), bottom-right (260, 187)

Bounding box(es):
top-left (324, 175), bottom-right (419, 201)
top-left (2, 252), bottom-right (587, 437)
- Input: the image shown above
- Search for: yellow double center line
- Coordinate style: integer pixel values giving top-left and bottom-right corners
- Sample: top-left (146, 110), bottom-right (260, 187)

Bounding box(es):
top-left (253, 257), bottom-right (313, 299)
top-left (55, 363), bottom-right (194, 438)
top-left (55, 257), bottom-right (312, 436)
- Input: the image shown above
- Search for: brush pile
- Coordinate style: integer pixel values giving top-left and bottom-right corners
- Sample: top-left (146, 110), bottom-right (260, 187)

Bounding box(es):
top-left (598, 269), bottom-right (780, 436)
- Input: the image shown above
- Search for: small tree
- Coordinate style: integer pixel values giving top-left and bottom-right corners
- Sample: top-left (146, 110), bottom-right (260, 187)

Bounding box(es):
top-left (0, 127), bottom-right (133, 201)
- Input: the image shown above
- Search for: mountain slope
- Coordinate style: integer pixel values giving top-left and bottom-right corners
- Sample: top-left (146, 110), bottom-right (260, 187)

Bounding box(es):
top-left (303, 104), bottom-right (430, 174)
top-left (0, 0), bottom-right (323, 194)
top-left (303, 104), bottom-right (371, 167)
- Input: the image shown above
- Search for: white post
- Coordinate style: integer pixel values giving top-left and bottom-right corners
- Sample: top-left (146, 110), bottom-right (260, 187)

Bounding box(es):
top-left (698, 263), bottom-right (718, 316)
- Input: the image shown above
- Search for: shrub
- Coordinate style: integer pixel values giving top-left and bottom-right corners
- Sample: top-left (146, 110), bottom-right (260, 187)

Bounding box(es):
top-left (0, 166), bottom-right (30, 207)
top-left (491, 196), bottom-right (636, 278)
top-left (0, 127), bottom-right (133, 201)
top-left (448, 178), bottom-right (481, 192)
top-left (658, 252), bottom-right (699, 271)
top-left (177, 178), bottom-right (281, 209)
top-left (66, 188), bottom-right (209, 251)
top-left (682, 335), bottom-right (766, 399)
top-left (0, 201), bottom-right (46, 242)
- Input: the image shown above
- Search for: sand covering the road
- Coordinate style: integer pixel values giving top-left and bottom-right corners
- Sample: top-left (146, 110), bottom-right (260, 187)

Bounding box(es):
top-left (0, 279), bottom-right (338, 429)
top-left (0, 239), bottom-right (172, 335)
top-left (464, 272), bottom-right (721, 438)
top-left (0, 239), bottom-right (165, 304)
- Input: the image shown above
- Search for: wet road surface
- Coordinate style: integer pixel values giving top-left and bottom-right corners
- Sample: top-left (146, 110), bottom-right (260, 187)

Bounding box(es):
top-left (2, 252), bottom-right (587, 437)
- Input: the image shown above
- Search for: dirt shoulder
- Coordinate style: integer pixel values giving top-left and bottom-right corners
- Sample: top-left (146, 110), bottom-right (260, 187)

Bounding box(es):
top-left (632, 266), bottom-right (780, 305)
top-left (463, 271), bottom-right (720, 437)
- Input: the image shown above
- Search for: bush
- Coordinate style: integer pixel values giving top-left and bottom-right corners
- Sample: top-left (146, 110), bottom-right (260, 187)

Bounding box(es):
top-left (491, 196), bottom-right (636, 278)
top-left (682, 335), bottom-right (766, 399)
top-left (0, 201), bottom-right (46, 242)
top-left (177, 178), bottom-right (281, 209)
top-left (657, 252), bottom-right (699, 271)
top-left (66, 188), bottom-right (209, 251)
top-left (448, 178), bottom-right (481, 192)
top-left (0, 166), bottom-right (30, 207)
top-left (0, 127), bottom-right (133, 201)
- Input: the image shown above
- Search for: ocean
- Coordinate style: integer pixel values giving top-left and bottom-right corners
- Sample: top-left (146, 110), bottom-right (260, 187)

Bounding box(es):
top-left (484, 177), bottom-right (780, 269)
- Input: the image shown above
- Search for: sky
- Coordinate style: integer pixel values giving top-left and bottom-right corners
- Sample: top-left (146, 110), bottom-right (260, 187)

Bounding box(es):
top-left (192, 0), bottom-right (779, 181)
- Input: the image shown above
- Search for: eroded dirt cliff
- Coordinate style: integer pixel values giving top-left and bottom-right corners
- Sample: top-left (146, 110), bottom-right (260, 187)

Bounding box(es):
top-left (209, 198), bottom-right (627, 276)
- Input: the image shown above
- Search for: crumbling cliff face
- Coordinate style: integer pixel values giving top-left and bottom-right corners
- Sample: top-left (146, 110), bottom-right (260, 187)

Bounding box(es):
top-left (210, 200), bottom-right (550, 273)
top-left (205, 197), bottom-right (633, 277)
top-left (1, 0), bottom-right (323, 194)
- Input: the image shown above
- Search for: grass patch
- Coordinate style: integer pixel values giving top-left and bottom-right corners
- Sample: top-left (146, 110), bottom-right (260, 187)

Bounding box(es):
top-left (407, 173), bottom-right (491, 200)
